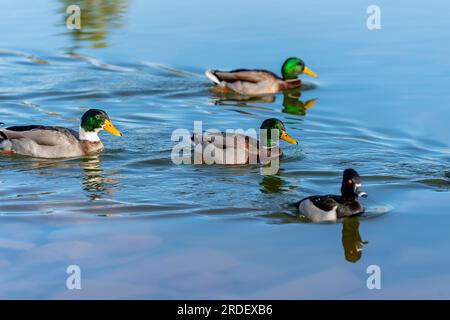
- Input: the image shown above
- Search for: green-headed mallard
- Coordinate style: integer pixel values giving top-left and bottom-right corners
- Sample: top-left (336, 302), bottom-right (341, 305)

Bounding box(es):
top-left (205, 57), bottom-right (317, 96)
top-left (0, 109), bottom-right (122, 158)
top-left (192, 118), bottom-right (298, 165)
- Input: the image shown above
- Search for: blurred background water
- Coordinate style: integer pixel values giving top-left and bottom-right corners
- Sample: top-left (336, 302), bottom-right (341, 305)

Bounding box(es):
top-left (0, 0), bottom-right (449, 299)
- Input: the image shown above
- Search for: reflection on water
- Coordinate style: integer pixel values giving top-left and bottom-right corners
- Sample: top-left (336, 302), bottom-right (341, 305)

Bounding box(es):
top-left (0, 155), bottom-right (119, 203)
top-left (211, 88), bottom-right (318, 117)
top-left (260, 174), bottom-right (295, 194)
top-left (282, 89), bottom-right (318, 116)
top-left (262, 209), bottom-right (369, 263)
top-left (212, 93), bottom-right (276, 105)
top-left (341, 217), bottom-right (368, 263)
top-left (80, 156), bottom-right (118, 200)
top-left (6, 157), bottom-right (75, 175)
top-left (58, 0), bottom-right (129, 50)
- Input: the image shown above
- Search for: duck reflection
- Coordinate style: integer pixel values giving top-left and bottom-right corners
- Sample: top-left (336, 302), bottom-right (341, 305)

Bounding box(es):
top-left (212, 93), bottom-right (276, 105)
top-left (262, 209), bottom-right (368, 263)
top-left (260, 174), bottom-right (296, 194)
top-left (80, 156), bottom-right (118, 200)
top-left (58, 0), bottom-right (129, 50)
top-left (282, 89), bottom-right (318, 116)
top-left (211, 88), bottom-right (317, 116)
top-left (341, 217), bottom-right (368, 263)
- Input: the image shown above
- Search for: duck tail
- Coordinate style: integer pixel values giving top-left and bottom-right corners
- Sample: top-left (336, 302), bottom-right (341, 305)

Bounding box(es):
top-left (205, 69), bottom-right (221, 85)
top-left (0, 130), bottom-right (13, 152)
top-left (0, 131), bottom-right (7, 142)
top-left (0, 130), bottom-right (10, 151)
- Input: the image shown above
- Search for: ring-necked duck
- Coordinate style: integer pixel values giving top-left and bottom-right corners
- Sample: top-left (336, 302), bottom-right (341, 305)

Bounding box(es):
top-left (297, 169), bottom-right (367, 223)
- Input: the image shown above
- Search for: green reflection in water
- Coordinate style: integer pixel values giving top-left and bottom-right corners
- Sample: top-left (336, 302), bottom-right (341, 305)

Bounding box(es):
top-left (260, 174), bottom-right (296, 194)
top-left (59, 0), bottom-right (129, 50)
top-left (282, 88), bottom-right (318, 116)
top-left (210, 88), bottom-right (318, 118)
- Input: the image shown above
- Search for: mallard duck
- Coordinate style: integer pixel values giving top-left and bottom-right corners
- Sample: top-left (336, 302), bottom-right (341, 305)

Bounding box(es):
top-left (191, 118), bottom-right (298, 165)
top-left (297, 169), bottom-right (368, 223)
top-left (0, 109), bottom-right (122, 158)
top-left (205, 57), bottom-right (317, 96)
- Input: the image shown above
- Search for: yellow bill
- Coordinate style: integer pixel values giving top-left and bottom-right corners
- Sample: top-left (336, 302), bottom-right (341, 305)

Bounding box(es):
top-left (303, 66), bottom-right (318, 78)
top-left (103, 119), bottom-right (122, 137)
top-left (280, 130), bottom-right (298, 145)
top-left (304, 98), bottom-right (318, 109)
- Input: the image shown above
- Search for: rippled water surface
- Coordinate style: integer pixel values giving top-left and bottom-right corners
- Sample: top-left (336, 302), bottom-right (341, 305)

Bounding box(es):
top-left (0, 0), bottom-right (449, 299)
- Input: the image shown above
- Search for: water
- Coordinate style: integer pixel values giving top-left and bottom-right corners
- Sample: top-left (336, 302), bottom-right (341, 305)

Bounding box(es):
top-left (0, 0), bottom-right (449, 299)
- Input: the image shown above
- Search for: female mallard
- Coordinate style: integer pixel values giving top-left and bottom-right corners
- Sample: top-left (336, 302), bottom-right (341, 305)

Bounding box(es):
top-left (205, 57), bottom-right (317, 96)
top-left (0, 109), bottom-right (122, 158)
top-left (192, 118), bottom-right (298, 165)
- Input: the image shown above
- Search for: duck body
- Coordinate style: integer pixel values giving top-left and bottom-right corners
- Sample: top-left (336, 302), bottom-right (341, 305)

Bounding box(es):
top-left (0, 109), bottom-right (121, 159)
top-left (206, 69), bottom-right (301, 96)
top-left (298, 195), bottom-right (364, 223)
top-left (0, 125), bottom-right (103, 158)
top-left (206, 57), bottom-right (317, 96)
top-left (297, 169), bottom-right (367, 223)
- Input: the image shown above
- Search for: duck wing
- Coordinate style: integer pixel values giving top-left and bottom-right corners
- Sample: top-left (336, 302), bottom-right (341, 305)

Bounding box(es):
top-left (300, 195), bottom-right (340, 212)
top-left (2, 125), bottom-right (79, 146)
top-left (192, 131), bottom-right (259, 150)
top-left (206, 69), bottom-right (280, 84)
top-left (337, 201), bottom-right (365, 218)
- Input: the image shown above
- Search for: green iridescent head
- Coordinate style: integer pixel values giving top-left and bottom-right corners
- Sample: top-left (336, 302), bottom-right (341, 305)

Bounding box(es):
top-left (80, 109), bottom-right (122, 136)
top-left (260, 118), bottom-right (298, 148)
top-left (281, 57), bottom-right (317, 80)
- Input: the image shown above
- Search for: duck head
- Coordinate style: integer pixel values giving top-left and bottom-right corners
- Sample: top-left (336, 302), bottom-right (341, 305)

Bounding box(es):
top-left (260, 118), bottom-right (298, 148)
top-left (341, 169), bottom-right (367, 201)
top-left (281, 57), bottom-right (317, 80)
top-left (79, 109), bottom-right (122, 142)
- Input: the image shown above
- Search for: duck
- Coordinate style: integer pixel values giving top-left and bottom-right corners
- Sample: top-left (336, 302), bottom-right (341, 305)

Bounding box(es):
top-left (0, 109), bottom-right (122, 159)
top-left (205, 57), bottom-right (317, 96)
top-left (191, 118), bottom-right (298, 165)
top-left (297, 169), bottom-right (368, 223)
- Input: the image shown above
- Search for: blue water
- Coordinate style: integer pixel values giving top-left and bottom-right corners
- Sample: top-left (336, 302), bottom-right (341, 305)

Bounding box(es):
top-left (0, 0), bottom-right (449, 299)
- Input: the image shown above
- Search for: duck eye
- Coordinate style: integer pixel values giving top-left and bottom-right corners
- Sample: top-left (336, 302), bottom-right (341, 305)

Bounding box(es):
top-left (348, 179), bottom-right (353, 184)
